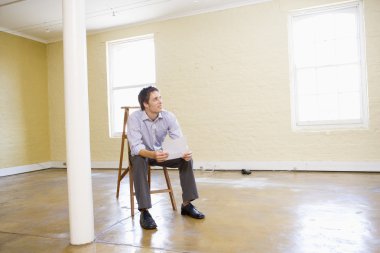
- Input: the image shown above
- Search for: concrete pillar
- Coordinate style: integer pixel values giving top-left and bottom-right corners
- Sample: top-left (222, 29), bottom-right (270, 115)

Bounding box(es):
top-left (62, 0), bottom-right (95, 245)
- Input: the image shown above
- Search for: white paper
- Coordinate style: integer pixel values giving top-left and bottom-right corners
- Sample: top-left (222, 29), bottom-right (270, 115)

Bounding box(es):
top-left (162, 136), bottom-right (189, 160)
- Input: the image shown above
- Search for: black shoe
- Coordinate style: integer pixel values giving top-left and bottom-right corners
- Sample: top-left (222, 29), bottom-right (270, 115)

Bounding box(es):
top-left (181, 203), bottom-right (205, 219)
top-left (140, 210), bottom-right (157, 230)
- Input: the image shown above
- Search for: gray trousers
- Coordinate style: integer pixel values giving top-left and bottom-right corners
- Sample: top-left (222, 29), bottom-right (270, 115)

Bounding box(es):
top-left (130, 155), bottom-right (199, 210)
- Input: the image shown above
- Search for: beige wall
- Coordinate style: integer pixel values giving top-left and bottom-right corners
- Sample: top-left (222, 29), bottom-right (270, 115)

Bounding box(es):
top-left (46, 42), bottom-right (65, 162)
top-left (46, 0), bottom-right (380, 166)
top-left (0, 32), bottom-right (50, 169)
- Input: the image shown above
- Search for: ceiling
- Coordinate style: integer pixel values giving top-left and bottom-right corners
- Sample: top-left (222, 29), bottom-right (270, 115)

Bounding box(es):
top-left (0, 0), bottom-right (269, 43)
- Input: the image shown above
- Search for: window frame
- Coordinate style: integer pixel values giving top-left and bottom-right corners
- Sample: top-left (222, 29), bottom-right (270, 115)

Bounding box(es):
top-left (288, 1), bottom-right (369, 131)
top-left (106, 34), bottom-right (156, 138)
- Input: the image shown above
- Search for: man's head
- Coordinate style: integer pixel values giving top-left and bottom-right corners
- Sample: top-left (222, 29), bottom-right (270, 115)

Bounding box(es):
top-left (138, 86), bottom-right (162, 113)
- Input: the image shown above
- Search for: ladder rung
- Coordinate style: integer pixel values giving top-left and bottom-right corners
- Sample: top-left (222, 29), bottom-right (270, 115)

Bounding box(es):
top-left (150, 189), bottom-right (171, 194)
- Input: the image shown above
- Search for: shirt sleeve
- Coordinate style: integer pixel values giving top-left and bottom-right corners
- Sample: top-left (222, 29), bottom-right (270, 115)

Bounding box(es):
top-left (167, 112), bottom-right (183, 139)
top-left (126, 113), bottom-right (146, 156)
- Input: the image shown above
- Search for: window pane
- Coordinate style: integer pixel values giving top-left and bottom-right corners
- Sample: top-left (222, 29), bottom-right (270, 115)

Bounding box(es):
top-left (294, 41), bottom-right (316, 68)
top-left (335, 37), bottom-right (358, 64)
top-left (293, 16), bottom-right (315, 41)
top-left (337, 64), bottom-right (360, 93)
top-left (339, 92), bottom-right (361, 120)
top-left (316, 39), bottom-right (335, 66)
top-left (298, 95), bottom-right (318, 121)
top-left (111, 38), bottom-right (155, 88)
top-left (297, 68), bottom-right (317, 95)
top-left (318, 93), bottom-right (339, 120)
top-left (316, 66), bottom-right (338, 94)
top-left (335, 9), bottom-right (357, 38)
top-left (293, 17), bottom-right (316, 68)
top-left (315, 13), bottom-right (335, 41)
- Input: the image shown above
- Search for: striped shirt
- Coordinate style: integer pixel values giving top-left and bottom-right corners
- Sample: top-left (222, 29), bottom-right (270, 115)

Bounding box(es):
top-left (127, 110), bottom-right (183, 156)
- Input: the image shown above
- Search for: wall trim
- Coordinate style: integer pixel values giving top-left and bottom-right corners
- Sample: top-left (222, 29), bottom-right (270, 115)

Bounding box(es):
top-left (89, 161), bottom-right (380, 172)
top-left (1, 160), bottom-right (379, 177)
top-left (0, 162), bottom-right (53, 177)
top-left (194, 161), bottom-right (380, 172)
top-left (49, 161), bottom-right (122, 169)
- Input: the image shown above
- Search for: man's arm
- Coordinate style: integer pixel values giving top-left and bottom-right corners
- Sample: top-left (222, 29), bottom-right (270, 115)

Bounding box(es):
top-left (167, 111), bottom-right (183, 139)
top-left (126, 114), bottom-right (146, 156)
top-left (139, 149), bottom-right (169, 162)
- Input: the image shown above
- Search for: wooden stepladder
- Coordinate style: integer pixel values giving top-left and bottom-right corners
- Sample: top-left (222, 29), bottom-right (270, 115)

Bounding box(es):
top-left (116, 106), bottom-right (177, 217)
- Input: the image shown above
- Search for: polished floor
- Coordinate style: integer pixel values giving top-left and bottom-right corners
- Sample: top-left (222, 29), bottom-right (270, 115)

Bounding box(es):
top-left (0, 169), bottom-right (379, 253)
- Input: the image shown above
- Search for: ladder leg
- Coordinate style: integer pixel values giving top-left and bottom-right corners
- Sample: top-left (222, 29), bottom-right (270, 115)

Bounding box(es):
top-left (163, 167), bottom-right (177, 211)
top-left (129, 165), bottom-right (135, 217)
top-left (116, 109), bottom-right (128, 198)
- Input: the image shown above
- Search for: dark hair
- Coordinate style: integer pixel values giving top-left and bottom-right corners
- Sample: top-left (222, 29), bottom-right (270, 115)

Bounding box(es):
top-left (138, 86), bottom-right (159, 110)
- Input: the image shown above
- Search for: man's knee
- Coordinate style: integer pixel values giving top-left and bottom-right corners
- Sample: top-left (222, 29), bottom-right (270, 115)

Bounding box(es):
top-left (183, 158), bottom-right (193, 168)
top-left (131, 155), bottom-right (144, 163)
top-left (131, 155), bottom-right (149, 176)
top-left (131, 155), bottom-right (147, 167)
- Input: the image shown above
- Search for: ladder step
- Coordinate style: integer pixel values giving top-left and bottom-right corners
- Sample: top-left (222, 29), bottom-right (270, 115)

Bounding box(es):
top-left (150, 189), bottom-right (171, 194)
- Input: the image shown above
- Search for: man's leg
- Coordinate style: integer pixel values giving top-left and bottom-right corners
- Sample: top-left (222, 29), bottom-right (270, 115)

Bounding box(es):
top-left (151, 158), bottom-right (199, 203)
top-left (130, 155), bottom-right (152, 210)
top-left (152, 158), bottom-right (205, 219)
top-left (131, 155), bottom-right (157, 230)
top-left (178, 159), bottom-right (199, 202)
top-left (149, 158), bottom-right (205, 219)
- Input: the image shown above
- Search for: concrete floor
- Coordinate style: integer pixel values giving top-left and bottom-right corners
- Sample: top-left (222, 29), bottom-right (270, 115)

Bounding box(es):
top-left (0, 169), bottom-right (379, 253)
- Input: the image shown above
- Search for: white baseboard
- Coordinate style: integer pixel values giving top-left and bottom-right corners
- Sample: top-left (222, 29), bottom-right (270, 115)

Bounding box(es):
top-left (0, 162), bottom-right (53, 177)
top-left (194, 161), bottom-right (380, 172)
top-left (1, 160), bottom-right (379, 177)
top-left (49, 161), bottom-right (67, 168)
top-left (49, 161), bottom-right (123, 169)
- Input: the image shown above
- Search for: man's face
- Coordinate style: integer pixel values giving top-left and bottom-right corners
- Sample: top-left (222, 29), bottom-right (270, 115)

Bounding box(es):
top-left (144, 91), bottom-right (163, 114)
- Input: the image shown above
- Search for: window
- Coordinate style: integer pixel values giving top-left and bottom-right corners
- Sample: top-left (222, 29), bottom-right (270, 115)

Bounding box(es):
top-left (289, 1), bottom-right (368, 130)
top-left (106, 34), bottom-right (156, 137)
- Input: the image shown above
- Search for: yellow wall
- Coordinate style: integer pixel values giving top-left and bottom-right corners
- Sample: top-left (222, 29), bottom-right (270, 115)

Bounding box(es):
top-left (0, 32), bottom-right (50, 169)
top-left (46, 42), bottom-right (65, 162)
top-left (46, 0), bottom-right (380, 165)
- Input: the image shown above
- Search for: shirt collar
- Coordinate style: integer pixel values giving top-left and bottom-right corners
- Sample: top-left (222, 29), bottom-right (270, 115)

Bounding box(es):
top-left (141, 110), bottom-right (163, 122)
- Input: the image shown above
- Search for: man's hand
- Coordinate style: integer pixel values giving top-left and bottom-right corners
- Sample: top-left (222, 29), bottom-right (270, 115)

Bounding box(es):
top-left (154, 151), bottom-right (169, 163)
top-left (182, 151), bottom-right (192, 161)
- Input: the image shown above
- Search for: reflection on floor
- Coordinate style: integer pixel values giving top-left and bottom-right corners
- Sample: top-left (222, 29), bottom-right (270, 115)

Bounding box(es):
top-left (0, 169), bottom-right (379, 253)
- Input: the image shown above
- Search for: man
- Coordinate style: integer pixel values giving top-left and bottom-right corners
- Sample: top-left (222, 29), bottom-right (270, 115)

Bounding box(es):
top-left (127, 86), bottom-right (205, 230)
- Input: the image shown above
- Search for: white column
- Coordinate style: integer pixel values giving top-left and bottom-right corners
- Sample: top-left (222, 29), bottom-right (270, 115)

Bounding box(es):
top-left (62, 0), bottom-right (94, 245)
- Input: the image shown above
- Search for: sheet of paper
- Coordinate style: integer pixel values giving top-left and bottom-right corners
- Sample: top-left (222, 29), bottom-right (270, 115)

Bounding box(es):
top-left (162, 136), bottom-right (189, 160)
